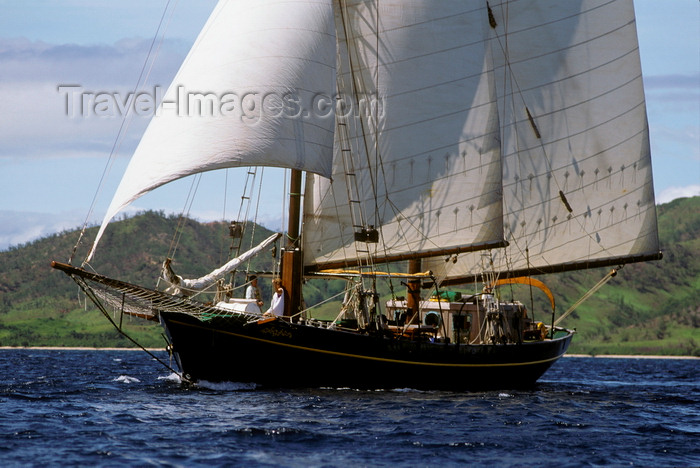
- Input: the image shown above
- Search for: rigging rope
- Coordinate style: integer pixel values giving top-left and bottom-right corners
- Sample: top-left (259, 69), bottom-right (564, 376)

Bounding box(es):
top-left (220, 168), bottom-right (230, 266)
top-left (72, 1), bottom-right (177, 266)
top-left (554, 267), bottom-right (620, 326)
top-left (248, 168), bottom-right (264, 265)
top-left (163, 173), bottom-right (202, 266)
top-left (70, 272), bottom-right (192, 384)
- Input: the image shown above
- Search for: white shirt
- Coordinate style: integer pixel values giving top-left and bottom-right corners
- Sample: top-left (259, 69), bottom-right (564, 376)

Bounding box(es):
top-left (246, 284), bottom-right (260, 301)
top-left (266, 290), bottom-right (285, 316)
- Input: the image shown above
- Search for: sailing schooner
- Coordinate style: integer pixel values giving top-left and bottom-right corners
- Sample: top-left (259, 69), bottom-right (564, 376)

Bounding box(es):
top-left (53, 0), bottom-right (661, 390)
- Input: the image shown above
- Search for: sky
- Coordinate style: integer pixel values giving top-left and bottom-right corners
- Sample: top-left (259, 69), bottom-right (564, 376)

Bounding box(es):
top-left (0, 0), bottom-right (698, 252)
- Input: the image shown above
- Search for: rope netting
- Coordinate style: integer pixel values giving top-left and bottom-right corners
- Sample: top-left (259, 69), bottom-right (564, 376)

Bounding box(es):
top-left (54, 262), bottom-right (259, 323)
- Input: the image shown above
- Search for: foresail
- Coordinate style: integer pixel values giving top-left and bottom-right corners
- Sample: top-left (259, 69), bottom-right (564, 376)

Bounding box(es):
top-left (427, 0), bottom-right (661, 282)
top-left (162, 233), bottom-right (281, 295)
top-left (88, 0), bottom-right (336, 261)
top-left (303, 1), bottom-right (505, 270)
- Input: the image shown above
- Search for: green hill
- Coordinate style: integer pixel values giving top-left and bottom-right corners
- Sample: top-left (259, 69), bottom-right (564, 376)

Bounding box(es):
top-left (481, 197), bottom-right (699, 356)
top-left (0, 212), bottom-right (278, 348)
top-left (0, 197), bottom-right (698, 355)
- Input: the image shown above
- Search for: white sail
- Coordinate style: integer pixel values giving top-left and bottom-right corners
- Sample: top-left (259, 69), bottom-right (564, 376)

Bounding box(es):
top-left (303, 1), bottom-right (505, 269)
top-left (426, 0), bottom-right (661, 281)
top-left (88, 0), bottom-right (336, 260)
top-left (162, 233), bottom-right (281, 295)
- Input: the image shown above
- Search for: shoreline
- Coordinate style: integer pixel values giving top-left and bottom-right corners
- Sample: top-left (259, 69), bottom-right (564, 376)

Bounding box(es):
top-left (562, 354), bottom-right (700, 360)
top-left (1, 347), bottom-right (697, 359)
top-left (565, 354), bottom-right (698, 360)
top-left (0, 346), bottom-right (163, 352)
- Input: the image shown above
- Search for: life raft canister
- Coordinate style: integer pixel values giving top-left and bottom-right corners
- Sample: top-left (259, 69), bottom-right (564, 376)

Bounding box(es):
top-left (537, 321), bottom-right (547, 340)
top-left (423, 311), bottom-right (441, 327)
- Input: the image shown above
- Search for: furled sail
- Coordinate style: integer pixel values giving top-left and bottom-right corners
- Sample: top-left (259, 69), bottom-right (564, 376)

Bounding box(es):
top-left (161, 233), bottom-right (281, 295)
top-left (88, 0), bottom-right (336, 260)
top-left (303, 1), bottom-right (505, 270)
top-left (426, 0), bottom-right (661, 282)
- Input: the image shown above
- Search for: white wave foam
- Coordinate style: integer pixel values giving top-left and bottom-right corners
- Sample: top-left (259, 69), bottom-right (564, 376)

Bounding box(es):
top-left (113, 375), bottom-right (140, 384)
top-left (158, 373), bottom-right (183, 383)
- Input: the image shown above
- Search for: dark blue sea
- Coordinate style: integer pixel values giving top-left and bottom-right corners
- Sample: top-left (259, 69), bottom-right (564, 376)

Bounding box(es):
top-left (1, 350), bottom-right (697, 467)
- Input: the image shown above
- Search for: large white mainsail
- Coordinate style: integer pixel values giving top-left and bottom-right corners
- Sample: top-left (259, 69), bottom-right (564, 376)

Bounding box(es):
top-left (303, 1), bottom-right (505, 270)
top-left (426, 0), bottom-right (661, 281)
top-left (88, 0), bottom-right (336, 260)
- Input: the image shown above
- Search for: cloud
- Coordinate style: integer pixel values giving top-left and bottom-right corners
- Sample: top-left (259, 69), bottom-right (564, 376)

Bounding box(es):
top-left (644, 73), bottom-right (700, 91)
top-left (0, 37), bottom-right (187, 160)
top-left (0, 36), bottom-right (182, 85)
top-left (657, 185), bottom-right (700, 205)
top-left (644, 73), bottom-right (700, 119)
top-left (0, 210), bottom-right (89, 251)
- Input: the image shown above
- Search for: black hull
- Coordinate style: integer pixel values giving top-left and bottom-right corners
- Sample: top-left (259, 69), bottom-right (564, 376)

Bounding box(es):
top-left (161, 312), bottom-right (573, 391)
top-left (48, 261), bottom-right (574, 390)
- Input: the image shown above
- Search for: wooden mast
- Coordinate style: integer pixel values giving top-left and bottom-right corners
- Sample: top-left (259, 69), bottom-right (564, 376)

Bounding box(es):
top-left (281, 168), bottom-right (303, 317)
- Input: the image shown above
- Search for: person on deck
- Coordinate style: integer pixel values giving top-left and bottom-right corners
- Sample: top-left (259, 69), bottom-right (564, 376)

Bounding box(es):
top-left (264, 278), bottom-right (285, 317)
top-left (245, 275), bottom-right (264, 310)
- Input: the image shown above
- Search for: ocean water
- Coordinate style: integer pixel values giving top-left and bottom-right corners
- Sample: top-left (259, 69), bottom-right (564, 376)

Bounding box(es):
top-left (0, 349), bottom-right (697, 467)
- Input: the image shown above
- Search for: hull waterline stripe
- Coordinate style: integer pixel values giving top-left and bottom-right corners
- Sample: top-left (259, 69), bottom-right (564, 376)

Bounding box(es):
top-left (166, 318), bottom-right (568, 368)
